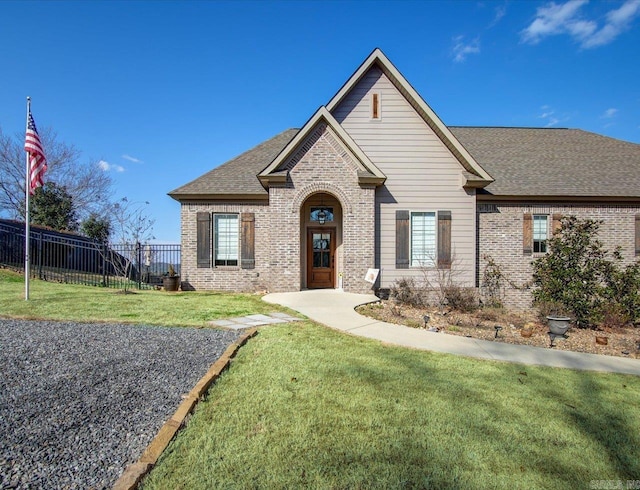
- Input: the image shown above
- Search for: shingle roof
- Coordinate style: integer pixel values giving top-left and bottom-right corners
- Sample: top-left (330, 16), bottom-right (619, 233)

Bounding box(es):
top-left (450, 127), bottom-right (640, 198)
top-left (170, 126), bottom-right (640, 201)
top-left (168, 129), bottom-right (298, 199)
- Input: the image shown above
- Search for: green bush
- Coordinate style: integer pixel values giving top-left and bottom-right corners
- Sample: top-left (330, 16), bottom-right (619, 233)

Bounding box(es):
top-left (532, 216), bottom-right (640, 327)
top-left (601, 251), bottom-right (640, 326)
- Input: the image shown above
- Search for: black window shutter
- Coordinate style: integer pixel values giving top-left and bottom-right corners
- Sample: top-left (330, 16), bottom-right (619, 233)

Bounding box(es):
top-left (197, 212), bottom-right (211, 268)
top-left (396, 210), bottom-right (410, 269)
top-left (241, 213), bottom-right (255, 269)
top-left (437, 211), bottom-right (452, 270)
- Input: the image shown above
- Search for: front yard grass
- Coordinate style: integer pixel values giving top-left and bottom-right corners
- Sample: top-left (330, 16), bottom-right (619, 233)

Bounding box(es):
top-left (0, 269), bottom-right (279, 326)
top-left (2, 269), bottom-right (638, 488)
top-left (143, 322), bottom-right (640, 489)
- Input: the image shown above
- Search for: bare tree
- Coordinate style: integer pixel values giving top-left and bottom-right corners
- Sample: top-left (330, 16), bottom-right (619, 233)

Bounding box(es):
top-left (102, 198), bottom-right (155, 292)
top-left (110, 198), bottom-right (155, 245)
top-left (0, 126), bottom-right (113, 221)
top-left (415, 251), bottom-right (473, 311)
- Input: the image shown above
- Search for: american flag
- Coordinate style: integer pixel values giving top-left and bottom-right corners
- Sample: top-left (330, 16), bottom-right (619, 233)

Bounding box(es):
top-left (24, 111), bottom-right (47, 195)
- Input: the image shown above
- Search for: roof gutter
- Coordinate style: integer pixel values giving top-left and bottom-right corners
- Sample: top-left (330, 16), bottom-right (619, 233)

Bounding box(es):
top-left (477, 194), bottom-right (640, 204)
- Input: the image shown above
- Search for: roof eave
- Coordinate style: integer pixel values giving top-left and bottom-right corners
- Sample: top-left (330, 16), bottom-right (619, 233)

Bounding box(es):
top-left (463, 178), bottom-right (493, 189)
top-left (477, 194), bottom-right (640, 203)
top-left (168, 192), bottom-right (269, 202)
top-left (358, 173), bottom-right (387, 186)
top-left (259, 106), bottom-right (387, 183)
top-left (258, 172), bottom-right (288, 187)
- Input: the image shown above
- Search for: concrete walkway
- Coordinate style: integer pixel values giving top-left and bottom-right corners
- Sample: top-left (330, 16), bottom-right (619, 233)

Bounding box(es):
top-left (263, 289), bottom-right (640, 376)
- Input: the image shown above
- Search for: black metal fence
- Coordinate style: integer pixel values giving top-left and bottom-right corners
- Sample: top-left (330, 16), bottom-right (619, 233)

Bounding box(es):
top-left (0, 220), bottom-right (180, 290)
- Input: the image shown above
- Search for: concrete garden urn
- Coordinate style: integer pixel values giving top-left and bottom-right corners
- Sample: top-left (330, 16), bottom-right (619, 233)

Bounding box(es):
top-left (547, 316), bottom-right (571, 336)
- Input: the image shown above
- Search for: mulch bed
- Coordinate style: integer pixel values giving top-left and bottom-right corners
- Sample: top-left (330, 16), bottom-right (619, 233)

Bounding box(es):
top-left (357, 301), bottom-right (640, 360)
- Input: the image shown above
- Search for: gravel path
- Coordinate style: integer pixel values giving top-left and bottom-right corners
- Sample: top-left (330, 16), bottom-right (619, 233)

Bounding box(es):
top-left (0, 319), bottom-right (241, 489)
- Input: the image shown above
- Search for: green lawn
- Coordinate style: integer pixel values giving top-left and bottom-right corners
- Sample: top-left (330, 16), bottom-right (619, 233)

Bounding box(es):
top-left (0, 269), bottom-right (281, 326)
top-left (2, 269), bottom-right (638, 489)
top-left (143, 323), bottom-right (640, 490)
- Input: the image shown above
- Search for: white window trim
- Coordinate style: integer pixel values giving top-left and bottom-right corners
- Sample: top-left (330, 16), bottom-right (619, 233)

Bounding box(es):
top-left (410, 211), bottom-right (437, 268)
top-left (533, 214), bottom-right (548, 254)
top-left (214, 213), bottom-right (239, 267)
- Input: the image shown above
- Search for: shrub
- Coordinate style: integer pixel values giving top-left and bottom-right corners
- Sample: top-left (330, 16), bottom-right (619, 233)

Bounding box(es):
top-left (481, 255), bottom-right (504, 308)
top-left (601, 252), bottom-right (640, 326)
top-left (534, 300), bottom-right (572, 323)
top-left (532, 216), bottom-right (640, 328)
top-left (443, 286), bottom-right (478, 313)
top-left (532, 216), bottom-right (607, 327)
top-left (389, 278), bottom-right (425, 307)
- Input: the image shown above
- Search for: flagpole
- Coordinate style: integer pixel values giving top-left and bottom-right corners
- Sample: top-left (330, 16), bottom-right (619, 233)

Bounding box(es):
top-left (25, 96), bottom-right (31, 301)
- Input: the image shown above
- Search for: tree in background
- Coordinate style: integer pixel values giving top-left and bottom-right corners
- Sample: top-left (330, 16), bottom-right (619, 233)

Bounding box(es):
top-left (0, 126), bottom-right (113, 223)
top-left (80, 213), bottom-right (111, 243)
top-left (102, 198), bottom-right (155, 291)
top-left (30, 182), bottom-right (78, 231)
top-left (110, 197), bottom-right (155, 245)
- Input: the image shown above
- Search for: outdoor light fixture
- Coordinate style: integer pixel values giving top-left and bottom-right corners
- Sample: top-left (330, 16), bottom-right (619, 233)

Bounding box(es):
top-left (494, 325), bottom-right (503, 338)
top-left (317, 208), bottom-right (327, 225)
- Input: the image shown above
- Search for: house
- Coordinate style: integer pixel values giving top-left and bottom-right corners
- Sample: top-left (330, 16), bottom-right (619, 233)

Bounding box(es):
top-left (169, 48), bottom-right (640, 309)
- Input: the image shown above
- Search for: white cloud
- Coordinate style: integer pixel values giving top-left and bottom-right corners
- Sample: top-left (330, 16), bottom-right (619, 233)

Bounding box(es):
top-left (452, 36), bottom-right (481, 62)
top-left (122, 154), bottom-right (142, 163)
top-left (538, 106), bottom-right (562, 127)
top-left (489, 4), bottom-right (507, 27)
top-left (601, 108), bottom-right (618, 118)
top-left (521, 0), bottom-right (640, 48)
top-left (582, 0), bottom-right (640, 47)
top-left (521, 0), bottom-right (593, 44)
top-left (98, 160), bottom-right (125, 172)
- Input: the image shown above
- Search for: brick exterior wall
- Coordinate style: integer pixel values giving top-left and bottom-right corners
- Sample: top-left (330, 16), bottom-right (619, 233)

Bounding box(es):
top-left (268, 123), bottom-right (376, 294)
top-left (179, 202), bottom-right (271, 292)
top-left (179, 123), bottom-right (376, 294)
top-left (478, 202), bottom-right (640, 310)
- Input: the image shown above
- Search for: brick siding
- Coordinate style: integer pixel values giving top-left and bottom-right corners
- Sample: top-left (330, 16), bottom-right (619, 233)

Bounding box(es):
top-left (179, 123), bottom-right (376, 294)
top-left (179, 202), bottom-right (270, 292)
top-left (478, 202), bottom-right (640, 310)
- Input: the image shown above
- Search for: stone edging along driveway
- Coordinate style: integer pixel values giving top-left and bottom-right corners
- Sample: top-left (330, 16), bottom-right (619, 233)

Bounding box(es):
top-left (0, 320), bottom-right (252, 489)
top-left (113, 328), bottom-right (257, 489)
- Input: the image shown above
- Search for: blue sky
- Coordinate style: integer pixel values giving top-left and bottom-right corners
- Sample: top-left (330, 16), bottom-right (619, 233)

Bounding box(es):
top-left (2, 0), bottom-right (639, 243)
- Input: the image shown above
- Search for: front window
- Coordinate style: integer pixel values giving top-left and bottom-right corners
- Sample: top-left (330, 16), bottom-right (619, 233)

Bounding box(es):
top-left (214, 214), bottom-right (238, 266)
top-left (411, 212), bottom-right (436, 267)
top-left (533, 215), bottom-right (548, 253)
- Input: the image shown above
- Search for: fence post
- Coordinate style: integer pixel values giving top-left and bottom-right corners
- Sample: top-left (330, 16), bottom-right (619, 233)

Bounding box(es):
top-left (102, 242), bottom-right (108, 287)
top-left (136, 241), bottom-right (141, 290)
top-left (37, 231), bottom-right (43, 279)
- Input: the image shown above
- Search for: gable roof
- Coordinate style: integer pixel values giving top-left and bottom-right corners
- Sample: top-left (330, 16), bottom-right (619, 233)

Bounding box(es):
top-left (169, 50), bottom-right (640, 203)
top-left (451, 127), bottom-right (640, 199)
top-left (168, 129), bottom-right (298, 200)
top-left (258, 107), bottom-right (386, 186)
top-left (326, 48), bottom-right (493, 186)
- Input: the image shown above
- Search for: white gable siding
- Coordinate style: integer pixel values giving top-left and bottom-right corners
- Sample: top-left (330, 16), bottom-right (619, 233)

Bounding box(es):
top-left (332, 66), bottom-right (477, 288)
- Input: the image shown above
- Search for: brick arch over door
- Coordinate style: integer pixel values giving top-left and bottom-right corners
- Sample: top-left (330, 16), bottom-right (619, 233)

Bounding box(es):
top-left (289, 182), bottom-right (353, 215)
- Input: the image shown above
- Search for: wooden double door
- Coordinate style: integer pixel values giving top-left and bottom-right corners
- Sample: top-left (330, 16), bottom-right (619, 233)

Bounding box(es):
top-left (306, 228), bottom-right (335, 289)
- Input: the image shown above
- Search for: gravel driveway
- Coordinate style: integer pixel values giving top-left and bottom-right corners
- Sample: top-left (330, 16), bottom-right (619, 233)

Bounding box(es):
top-left (0, 319), bottom-right (241, 489)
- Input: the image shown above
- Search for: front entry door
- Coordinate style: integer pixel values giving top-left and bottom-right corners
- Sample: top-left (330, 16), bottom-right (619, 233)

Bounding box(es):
top-left (307, 228), bottom-right (335, 289)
